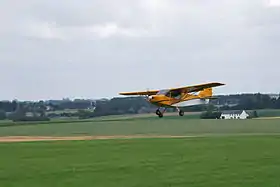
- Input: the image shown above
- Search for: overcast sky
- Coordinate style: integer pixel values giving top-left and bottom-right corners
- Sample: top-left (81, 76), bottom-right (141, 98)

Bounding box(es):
top-left (1, 0), bottom-right (280, 101)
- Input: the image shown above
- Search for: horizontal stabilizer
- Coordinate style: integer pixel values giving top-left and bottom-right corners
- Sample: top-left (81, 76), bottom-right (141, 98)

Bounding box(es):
top-left (206, 97), bottom-right (218, 100)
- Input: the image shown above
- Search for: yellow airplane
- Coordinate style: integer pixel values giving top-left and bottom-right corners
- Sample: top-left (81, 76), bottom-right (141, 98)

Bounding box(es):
top-left (119, 82), bottom-right (225, 118)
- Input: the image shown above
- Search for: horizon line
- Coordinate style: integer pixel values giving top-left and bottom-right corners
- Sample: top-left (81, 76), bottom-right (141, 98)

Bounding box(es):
top-left (0, 92), bottom-right (279, 102)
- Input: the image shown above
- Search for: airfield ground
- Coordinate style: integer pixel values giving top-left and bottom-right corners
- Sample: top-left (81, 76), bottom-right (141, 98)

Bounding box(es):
top-left (1, 114), bottom-right (280, 186)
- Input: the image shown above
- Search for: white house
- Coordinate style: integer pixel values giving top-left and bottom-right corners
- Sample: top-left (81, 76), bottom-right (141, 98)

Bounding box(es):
top-left (220, 110), bottom-right (249, 119)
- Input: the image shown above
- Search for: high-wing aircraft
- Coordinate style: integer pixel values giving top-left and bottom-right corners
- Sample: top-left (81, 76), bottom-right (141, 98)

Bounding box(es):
top-left (119, 82), bottom-right (225, 118)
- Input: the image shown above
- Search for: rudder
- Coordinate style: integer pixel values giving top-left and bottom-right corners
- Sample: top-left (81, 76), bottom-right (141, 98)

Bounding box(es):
top-left (198, 88), bottom-right (212, 98)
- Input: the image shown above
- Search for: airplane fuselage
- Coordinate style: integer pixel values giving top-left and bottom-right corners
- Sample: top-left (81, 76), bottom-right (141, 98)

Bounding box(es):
top-left (147, 94), bottom-right (209, 108)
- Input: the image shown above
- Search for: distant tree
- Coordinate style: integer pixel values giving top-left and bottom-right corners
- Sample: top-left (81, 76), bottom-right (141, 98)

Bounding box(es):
top-left (253, 110), bottom-right (258, 118)
top-left (276, 96), bottom-right (280, 109)
top-left (0, 110), bottom-right (6, 120)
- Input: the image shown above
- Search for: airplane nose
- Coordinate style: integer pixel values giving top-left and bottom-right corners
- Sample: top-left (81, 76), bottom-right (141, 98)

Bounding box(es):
top-left (148, 96), bottom-right (153, 100)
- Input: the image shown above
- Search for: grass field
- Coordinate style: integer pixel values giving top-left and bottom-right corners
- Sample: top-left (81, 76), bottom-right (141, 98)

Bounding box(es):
top-left (0, 116), bottom-right (280, 137)
top-left (1, 116), bottom-right (280, 186)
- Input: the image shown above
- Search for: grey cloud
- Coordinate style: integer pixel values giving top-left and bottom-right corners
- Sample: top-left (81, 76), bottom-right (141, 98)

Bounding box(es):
top-left (1, 0), bottom-right (280, 100)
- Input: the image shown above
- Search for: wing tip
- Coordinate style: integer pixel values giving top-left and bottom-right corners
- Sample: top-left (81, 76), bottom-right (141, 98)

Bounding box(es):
top-left (118, 91), bottom-right (147, 96)
top-left (212, 82), bottom-right (226, 86)
top-left (119, 92), bottom-right (132, 95)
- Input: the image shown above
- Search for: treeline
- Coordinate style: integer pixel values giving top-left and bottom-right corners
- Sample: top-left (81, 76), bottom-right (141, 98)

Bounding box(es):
top-left (0, 100), bottom-right (49, 121)
top-left (0, 93), bottom-right (280, 121)
top-left (212, 93), bottom-right (280, 110)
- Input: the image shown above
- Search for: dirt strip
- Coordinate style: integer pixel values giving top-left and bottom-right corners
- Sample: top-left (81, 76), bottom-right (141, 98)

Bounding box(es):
top-left (2, 133), bottom-right (279, 142)
top-left (0, 135), bottom-right (194, 142)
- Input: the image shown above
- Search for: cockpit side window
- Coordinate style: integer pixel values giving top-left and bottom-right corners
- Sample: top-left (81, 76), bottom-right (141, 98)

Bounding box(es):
top-left (168, 90), bottom-right (181, 98)
top-left (157, 89), bottom-right (181, 98)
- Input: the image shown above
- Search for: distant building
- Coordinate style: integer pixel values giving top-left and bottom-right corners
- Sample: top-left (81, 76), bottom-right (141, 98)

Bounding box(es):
top-left (220, 110), bottom-right (249, 119)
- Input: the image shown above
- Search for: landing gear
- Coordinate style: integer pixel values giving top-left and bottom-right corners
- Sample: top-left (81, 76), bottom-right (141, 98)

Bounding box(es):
top-left (156, 109), bottom-right (161, 116)
top-left (156, 108), bottom-right (166, 118)
top-left (176, 107), bottom-right (184, 117)
top-left (179, 110), bottom-right (184, 116)
top-left (155, 107), bottom-right (184, 118)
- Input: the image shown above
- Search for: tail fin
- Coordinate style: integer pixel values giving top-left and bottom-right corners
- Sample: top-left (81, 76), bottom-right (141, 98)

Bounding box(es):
top-left (198, 88), bottom-right (213, 98)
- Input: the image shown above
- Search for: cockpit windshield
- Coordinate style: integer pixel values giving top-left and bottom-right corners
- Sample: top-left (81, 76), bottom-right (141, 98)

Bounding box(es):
top-left (156, 89), bottom-right (169, 95)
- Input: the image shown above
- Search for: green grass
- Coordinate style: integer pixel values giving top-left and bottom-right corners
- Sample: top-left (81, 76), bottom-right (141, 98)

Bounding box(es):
top-left (0, 116), bottom-right (280, 136)
top-left (2, 108), bottom-right (280, 129)
top-left (1, 117), bottom-right (280, 186)
top-left (1, 136), bottom-right (280, 186)
top-left (0, 112), bottom-right (200, 128)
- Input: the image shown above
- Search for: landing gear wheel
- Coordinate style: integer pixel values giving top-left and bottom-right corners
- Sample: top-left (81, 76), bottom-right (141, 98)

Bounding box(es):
top-left (179, 110), bottom-right (184, 116)
top-left (156, 109), bottom-right (163, 118)
top-left (156, 109), bottom-right (161, 115)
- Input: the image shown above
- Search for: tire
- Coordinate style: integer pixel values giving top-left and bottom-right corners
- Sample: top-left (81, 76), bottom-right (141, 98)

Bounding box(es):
top-left (179, 110), bottom-right (184, 116)
top-left (156, 109), bottom-right (161, 115)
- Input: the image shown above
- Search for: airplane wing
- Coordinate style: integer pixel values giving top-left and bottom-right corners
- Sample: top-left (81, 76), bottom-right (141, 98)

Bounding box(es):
top-left (169, 82), bottom-right (225, 93)
top-left (119, 90), bottom-right (159, 96)
top-left (119, 82), bottom-right (225, 96)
